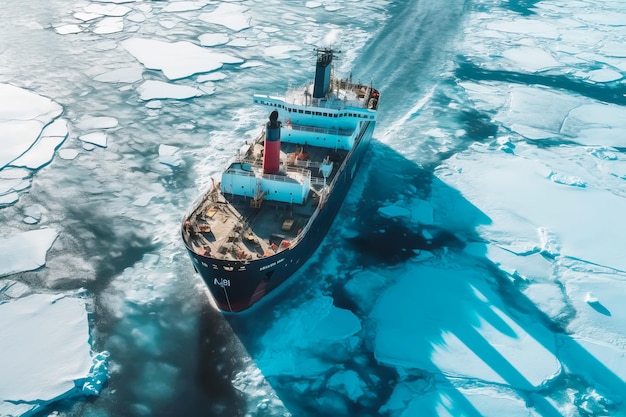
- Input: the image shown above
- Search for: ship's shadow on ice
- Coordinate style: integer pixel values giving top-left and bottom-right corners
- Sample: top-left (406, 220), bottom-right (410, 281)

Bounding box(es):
top-left (222, 140), bottom-right (626, 417)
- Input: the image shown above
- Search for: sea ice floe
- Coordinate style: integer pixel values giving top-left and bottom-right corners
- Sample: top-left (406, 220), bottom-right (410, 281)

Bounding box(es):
top-left (198, 3), bottom-right (251, 32)
top-left (464, 242), bottom-right (553, 281)
top-left (0, 84), bottom-right (66, 204)
top-left (122, 38), bottom-right (243, 80)
top-left (94, 16), bottom-right (124, 34)
top-left (0, 229), bottom-right (58, 277)
top-left (158, 144), bottom-right (183, 167)
top-left (76, 115), bottom-right (119, 130)
top-left (371, 265), bottom-right (561, 390)
top-left (502, 46), bottom-right (561, 72)
top-left (256, 296), bottom-right (361, 377)
top-left (198, 33), bottom-right (230, 47)
top-left (434, 145), bottom-right (626, 272)
top-left (383, 384), bottom-right (543, 417)
top-left (94, 67), bottom-right (144, 83)
top-left (84, 3), bottom-right (131, 17)
top-left (79, 131), bottom-right (108, 148)
top-left (138, 80), bottom-right (205, 101)
top-left (0, 293), bottom-right (108, 417)
top-left (163, 1), bottom-right (207, 13)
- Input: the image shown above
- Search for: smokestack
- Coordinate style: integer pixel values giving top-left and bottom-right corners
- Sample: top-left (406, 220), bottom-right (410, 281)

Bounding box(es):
top-left (313, 48), bottom-right (333, 99)
top-left (263, 110), bottom-right (281, 174)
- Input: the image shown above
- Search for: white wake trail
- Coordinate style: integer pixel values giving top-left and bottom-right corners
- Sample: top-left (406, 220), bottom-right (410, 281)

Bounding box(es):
top-left (378, 85), bottom-right (437, 144)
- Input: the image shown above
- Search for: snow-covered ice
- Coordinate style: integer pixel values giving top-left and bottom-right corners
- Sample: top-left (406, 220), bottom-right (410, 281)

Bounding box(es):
top-left (0, 229), bottom-right (58, 277)
top-left (121, 38), bottom-right (243, 80)
top-left (0, 293), bottom-right (108, 417)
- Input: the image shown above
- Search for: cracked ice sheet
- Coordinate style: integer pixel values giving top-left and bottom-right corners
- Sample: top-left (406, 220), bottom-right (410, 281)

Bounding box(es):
top-left (463, 83), bottom-right (626, 146)
top-left (371, 265), bottom-right (561, 390)
top-left (460, 1), bottom-right (626, 78)
top-left (0, 229), bottom-right (58, 277)
top-left (553, 266), bottom-right (626, 401)
top-left (0, 293), bottom-right (94, 417)
top-left (254, 296), bottom-right (361, 377)
top-left (433, 142), bottom-right (626, 272)
top-left (0, 84), bottom-right (63, 170)
top-left (382, 383), bottom-right (544, 417)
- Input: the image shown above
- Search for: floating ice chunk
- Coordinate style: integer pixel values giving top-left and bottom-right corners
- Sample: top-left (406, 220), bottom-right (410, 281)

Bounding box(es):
top-left (127, 12), bottom-right (146, 23)
top-left (93, 17), bottom-right (124, 34)
top-left (122, 38), bottom-right (243, 80)
top-left (371, 266), bottom-right (561, 389)
top-left (327, 370), bottom-right (365, 402)
top-left (0, 120), bottom-right (44, 169)
top-left (55, 24), bottom-right (82, 35)
top-left (137, 80), bottom-right (204, 101)
top-left (159, 144), bottom-right (183, 167)
top-left (0, 293), bottom-right (107, 417)
top-left (74, 12), bottom-right (102, 22)
top-left (378, 203), bottom-right (410, 219)
top-left (227, 38), bottom-right (253, 48)
top-left (240, 60), bottom-right (263, 69)
top-left (10, 135), bottom-right (67, 169)
top-left (197, 72), bottom-right (226, 82)
top-left (0, 84), bottom-right (63, 169)
top-left (199, 3), bottom-right (251, 32)
top-left (257, 296), bottom-right (361, 377)
top-left (409, 198), bottom-right (434, 225)
top-left (264, 44), bottom-right (302, 59)
top-left (387, 385), bottom-right (541, 417)
top-left (435, 149), bottom-right (626, 271)
top-left (586, 68), bottom-right (623, 83)
top-left (0, 192), bottom-right (19, 207)
top-left (502, 46), bottom-right (561, 72)
top-left (145, 100), bottom-right (163, 109)
top-left (311, 303), bottom-right (361, 341)
top-left (0, 84), bottom-right (57, 122)
top-left (23, 204), bottom-right (44, 224)
top-left (0, 178), bottom-right (30, 195)
top-left (344, 270), bottom-right (388, 313)
top-left (305, 1), bottom-right (322, 8)
top-left (80, 351), bottom-right (110, 396)
top-left (84, 3), bottom-right (131, 17)
top-left (561, 103), bottom-right (626, 147)
top-left (198, 33), bottom-right (230, 47)
top-left (0, 229), bottom-right (58, 277)
top-left (58, 148), bottom-right (79, 160)
top-left (76, 116), bottom-right (118, 130)
top-left (79, 131), bottom-right (108, 148)
top-left (94, 67), bottom-right (143, 83)
top-left (163, 1), bottom-right (205, 12)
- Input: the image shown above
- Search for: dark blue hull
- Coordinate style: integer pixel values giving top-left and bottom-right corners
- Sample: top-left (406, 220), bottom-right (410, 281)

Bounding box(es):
top-left (184, 121), bottom-right (375, 312)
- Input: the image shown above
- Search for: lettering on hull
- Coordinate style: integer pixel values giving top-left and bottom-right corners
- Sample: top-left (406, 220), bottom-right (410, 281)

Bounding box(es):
top-left (259, 258), bottom-right (285, 271)
top-left (214, 278), bottom-right (231, 287)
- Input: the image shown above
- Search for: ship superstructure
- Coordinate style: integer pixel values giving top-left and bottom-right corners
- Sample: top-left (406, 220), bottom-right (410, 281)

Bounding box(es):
top-left (182, 48), bottom-right (379, 312)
